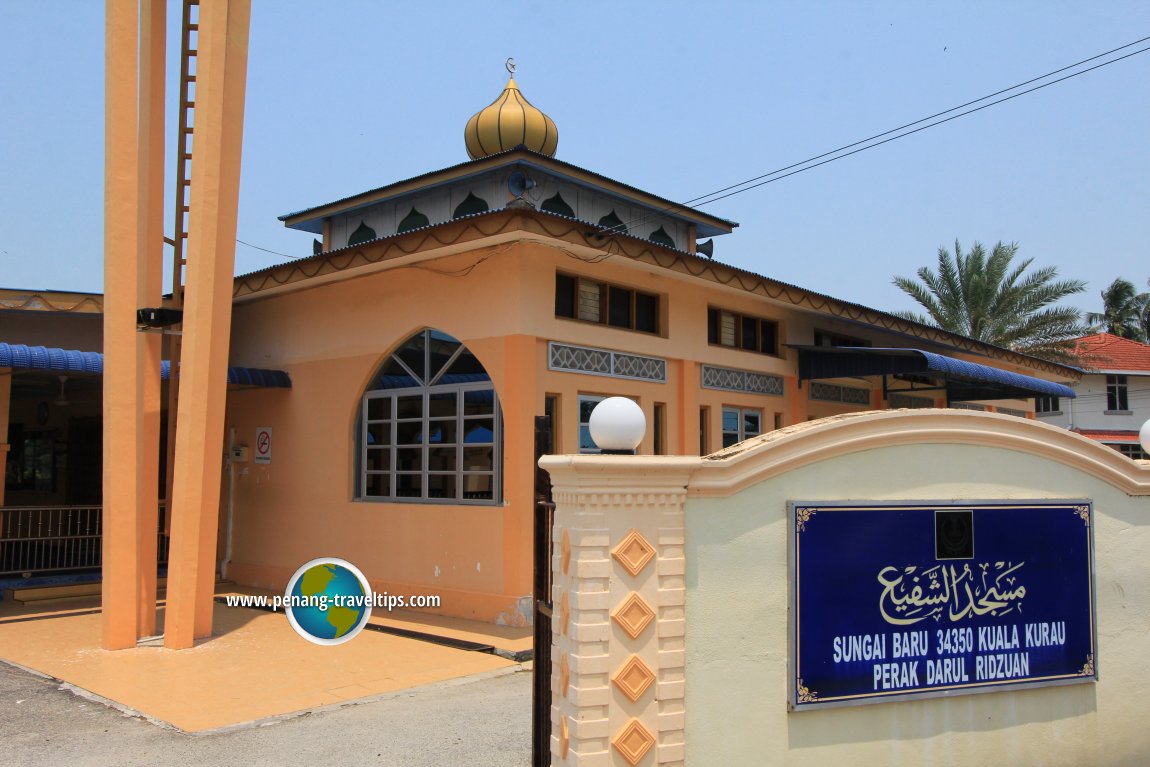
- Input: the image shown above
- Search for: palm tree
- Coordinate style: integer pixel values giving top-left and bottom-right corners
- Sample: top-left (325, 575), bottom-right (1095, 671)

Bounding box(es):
top-left (892, 240), bottom-right (1089, 364)
top-left (1086, 278), bottom-right (1149, 343)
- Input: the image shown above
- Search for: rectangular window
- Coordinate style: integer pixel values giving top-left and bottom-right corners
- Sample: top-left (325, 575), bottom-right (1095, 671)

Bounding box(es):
top-left (556, 272), bottom-right (660, 334)
top-left (1116, 443), bottom-right (1148, 460)
top-left (1106, 375), bottom-right (1129, 412)
top-left (708, 308), bottom-right (779, 355)
top-left (554, 274), bottom-right (576, 318)
top-left (608, 286), bottom-right (633, 328)
top-left (362, 385), bottom-right (500, 503)
top-left (699, 407), bottom-right (710, 455)
top-left (653, 403), bottom-right (666, 455)
top-left (578, 394), bottom-right (606, 454)
top-left (544, 394), bottom-right (559, 454)
top-left (721, 407), bottom-right (762, 449)
top-left (1035, 396), bottom-right (1061, 414)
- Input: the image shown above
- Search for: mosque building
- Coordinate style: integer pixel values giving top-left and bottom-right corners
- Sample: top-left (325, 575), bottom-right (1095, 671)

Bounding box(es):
top-left (0, 72), bottom-right (1077, 623)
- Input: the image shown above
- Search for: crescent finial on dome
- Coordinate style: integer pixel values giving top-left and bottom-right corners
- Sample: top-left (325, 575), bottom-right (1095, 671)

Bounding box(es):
top-left (465, 64), bottom-right (558, 160)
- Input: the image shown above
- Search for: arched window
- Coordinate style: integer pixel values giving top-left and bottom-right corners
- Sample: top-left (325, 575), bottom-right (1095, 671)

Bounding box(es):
top-left (360, 329), bottom-right (501, 504)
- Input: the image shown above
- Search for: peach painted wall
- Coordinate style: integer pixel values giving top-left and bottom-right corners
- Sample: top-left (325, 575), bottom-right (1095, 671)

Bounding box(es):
top-left (220, 235), bottom-right (1068, 623)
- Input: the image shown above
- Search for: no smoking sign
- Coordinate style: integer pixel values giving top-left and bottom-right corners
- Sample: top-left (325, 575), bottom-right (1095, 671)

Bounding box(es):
top-left (255, 426), bottom-right (272, 464)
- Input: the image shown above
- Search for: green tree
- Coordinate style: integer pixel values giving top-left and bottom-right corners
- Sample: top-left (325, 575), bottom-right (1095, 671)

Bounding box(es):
top-left (892, 240), bottom-right (1088, 364)
top-left (1086, 278), bottom-right (1149, 343)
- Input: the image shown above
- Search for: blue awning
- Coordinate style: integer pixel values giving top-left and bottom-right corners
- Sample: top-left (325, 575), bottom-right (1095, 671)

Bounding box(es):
top-left (793, 346), bottom-right (1075, 403)
top-left (0, 343), bottom-right (291, 389)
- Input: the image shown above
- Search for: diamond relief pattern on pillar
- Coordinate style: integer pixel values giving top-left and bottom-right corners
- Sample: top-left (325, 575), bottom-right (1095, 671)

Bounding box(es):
top-left (612, 654), bottom-right (656, 702)
top-left (612, 528), bottom-right (656, 577)
top-left (612, 592), bottom-right (656, 639)
top-left (612, 718), bottom-right (656, 765)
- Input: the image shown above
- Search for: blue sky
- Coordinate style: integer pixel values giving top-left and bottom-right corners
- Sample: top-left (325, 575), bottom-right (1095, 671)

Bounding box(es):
top-left (1, 1), bottom-right (1147, 318)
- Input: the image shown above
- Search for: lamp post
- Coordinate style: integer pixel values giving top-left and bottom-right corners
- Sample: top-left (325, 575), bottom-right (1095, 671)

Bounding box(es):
top-left (588, 396), bottom-right (646, 455)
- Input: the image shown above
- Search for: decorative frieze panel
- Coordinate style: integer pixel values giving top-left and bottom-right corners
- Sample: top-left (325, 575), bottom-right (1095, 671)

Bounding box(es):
top-left (701, 364), bottom-right (784, 396)
top-left (549, 342), bottom-right (667, 383)
top-left (888, 392), bottom-right (934, 409)
top-left (809, 381), bottom-right (871, 405)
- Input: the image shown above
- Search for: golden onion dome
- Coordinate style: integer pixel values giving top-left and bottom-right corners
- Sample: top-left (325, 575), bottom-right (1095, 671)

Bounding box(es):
top-left (464, 70), bottom-right (558, 160)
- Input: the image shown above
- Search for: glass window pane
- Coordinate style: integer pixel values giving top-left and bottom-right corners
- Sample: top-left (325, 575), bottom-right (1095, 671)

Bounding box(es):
top-left (608, 287), bottom-right (632, 328)
top-left (377, 358), bottom-right (418, 389)
top-left (427, 332), bottom-right (461, 382)
top-left (722, 408), bottom-right (739, 432)
top-left (579, 425), bottom-right (596, 452)
top-left (722, 433), bottom-right (739, 449)
top-left (444, 349), bottom-right (489, 381)
top-left (428, 392), bottom-right (456, 418)
top-left (366, 423), bottom-right (389, 445)
top-left (635, 292), bottom-right (658, 333)
top-left (464, 419), bottom-right (494, 444)
top-left (367, 397), bottom-right (388, 420)
top-left (365, 448), bottom-right (389, 472)
top-left (426, 420), bottom-right (457, 445)
top-left (427, 474), bottom-right (457, 499)
top-left (579, 397), bottom-right (602, 422)
top-left (744, 412), bottom-right (761, 436)
top-left (396, 421), bottom-right (423, 445)
top-left (365, 473), bottom-right (390, 497)
top-left (462, 474), bottom-right (493, 500)
top-left (741, 316), bottom-right (758, 351)
top-left (396, 333), bottom-right (427, 383)
top-left (463, 446), bottom-right (493, 470)
top-left (760, 321), bottom-right (778, 354)
top-left (464, 389), bottom-right (494, 415)
top-left (395, 473), bottom-right (422, 498)
top-left (428, 448), bottom-right (457, 472)
top-left (555, 274), bottom-right (576, 318)
top-left (396, 448), bottom-right (423, 472)
top-left (397, 395), bottom-right (423, 419)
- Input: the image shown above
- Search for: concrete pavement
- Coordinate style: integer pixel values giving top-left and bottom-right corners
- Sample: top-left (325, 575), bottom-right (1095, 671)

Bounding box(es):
top-left (0, 660), bottom-right (531, 766)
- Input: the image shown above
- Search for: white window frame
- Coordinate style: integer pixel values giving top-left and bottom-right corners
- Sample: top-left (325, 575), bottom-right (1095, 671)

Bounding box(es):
top-left (721, 406), bottom-right (762, 449)
top-left (359, 330), bottom-right (502, 505)
top-left (578, 394), bottom-right (607, 454)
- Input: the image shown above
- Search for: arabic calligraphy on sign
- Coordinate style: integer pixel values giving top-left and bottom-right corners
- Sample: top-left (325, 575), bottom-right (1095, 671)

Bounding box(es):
top-left (877, 561), bottom-right (1027, 626)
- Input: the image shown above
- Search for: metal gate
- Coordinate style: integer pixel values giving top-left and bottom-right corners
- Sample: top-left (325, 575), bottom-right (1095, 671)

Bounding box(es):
top-left (532, 415), bottom-right (555, 767)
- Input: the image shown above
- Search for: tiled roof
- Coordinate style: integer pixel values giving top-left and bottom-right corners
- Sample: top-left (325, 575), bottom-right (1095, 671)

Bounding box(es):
top-left (1075, 333), bottom-right (1150, 372)
top-left (1072, 428), bottom-right (1141, 443)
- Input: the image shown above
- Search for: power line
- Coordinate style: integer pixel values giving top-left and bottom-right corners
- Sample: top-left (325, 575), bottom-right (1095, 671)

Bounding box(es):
top-left (235, 238), bottom-right (300, 259)
top-left (599, 36), bottom-right (1150, 238)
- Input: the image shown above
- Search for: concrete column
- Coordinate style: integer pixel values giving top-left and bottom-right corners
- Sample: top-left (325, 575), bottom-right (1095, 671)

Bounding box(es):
top-left (541, 455), bottom-right (694, 766)
top-left (136, 0), bottom-right (166, 639)
top-left (103, 0), bottom-right (165, 650)
top-left (500, 333), bottom-right (538, 619)
top-left (164, 0), bottom-right (251, 649)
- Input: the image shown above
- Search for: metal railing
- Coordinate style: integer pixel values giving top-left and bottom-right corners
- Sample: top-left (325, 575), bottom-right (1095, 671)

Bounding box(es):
top-left (0, 505), bottom-right (170, 578)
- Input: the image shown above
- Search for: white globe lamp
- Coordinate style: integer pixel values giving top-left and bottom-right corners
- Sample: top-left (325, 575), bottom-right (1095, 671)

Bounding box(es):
top-left (588, 397), bottom-right (646, 454)
top-left (1140, 418), bottom-right (1150, 457)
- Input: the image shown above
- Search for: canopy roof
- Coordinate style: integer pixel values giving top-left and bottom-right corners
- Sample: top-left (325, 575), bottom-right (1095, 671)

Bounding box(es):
top-left (793, 346), bottom-right (1075, 403)
top-left (0, 343), bottom-right (291, 389)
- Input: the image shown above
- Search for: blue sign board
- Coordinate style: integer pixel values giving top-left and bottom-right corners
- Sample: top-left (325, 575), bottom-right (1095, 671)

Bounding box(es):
top-left (789, 501), bottom-right (1096, 709)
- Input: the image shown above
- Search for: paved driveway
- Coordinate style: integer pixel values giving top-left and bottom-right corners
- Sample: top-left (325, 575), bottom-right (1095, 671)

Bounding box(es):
top-left (0, 662), bottom-right (531, 767)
